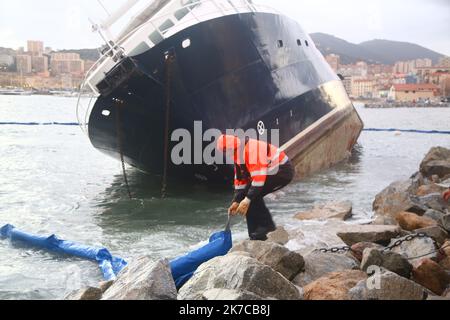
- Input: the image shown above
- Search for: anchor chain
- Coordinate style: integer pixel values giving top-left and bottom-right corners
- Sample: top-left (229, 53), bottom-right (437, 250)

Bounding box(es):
top-left (114, 98), bottom-right (133, 200)
top-left (161, 51), bottom-right (175, 199)
top-left (316, 232), bottom-right (447, 262)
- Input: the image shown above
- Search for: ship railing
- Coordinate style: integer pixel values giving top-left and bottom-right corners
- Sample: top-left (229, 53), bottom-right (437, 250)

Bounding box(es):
top-left (76, 0), bottom-right (280, 135)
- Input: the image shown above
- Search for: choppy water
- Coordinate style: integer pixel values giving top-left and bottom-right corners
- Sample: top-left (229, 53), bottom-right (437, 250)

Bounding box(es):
top-left (0, 95), bottom-right (449, 300)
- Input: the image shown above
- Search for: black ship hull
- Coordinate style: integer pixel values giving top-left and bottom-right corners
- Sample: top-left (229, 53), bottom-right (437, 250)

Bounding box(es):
top-left (88, 12), bottom-right (362, 183)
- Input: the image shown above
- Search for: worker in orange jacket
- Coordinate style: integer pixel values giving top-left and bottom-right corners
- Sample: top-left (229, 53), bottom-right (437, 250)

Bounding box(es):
top-left (217, 134), bottom-right (294, 241)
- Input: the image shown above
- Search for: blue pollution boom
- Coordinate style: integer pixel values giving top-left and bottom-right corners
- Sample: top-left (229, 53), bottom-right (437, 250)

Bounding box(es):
top-left (0, 224), bottom-right (127, 281)
top-left (170, 228), bottom-right (233, 289)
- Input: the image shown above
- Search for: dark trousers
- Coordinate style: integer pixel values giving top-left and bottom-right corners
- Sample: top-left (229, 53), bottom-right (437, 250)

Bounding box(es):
top-left (247, 161), bottom-right (295, 241)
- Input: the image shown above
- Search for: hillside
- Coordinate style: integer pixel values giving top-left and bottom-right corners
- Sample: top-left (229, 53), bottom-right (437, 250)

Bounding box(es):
top-left (311, 33), bottom-right (445, 65)
top-left (359, 39), bottom-right (444, 65)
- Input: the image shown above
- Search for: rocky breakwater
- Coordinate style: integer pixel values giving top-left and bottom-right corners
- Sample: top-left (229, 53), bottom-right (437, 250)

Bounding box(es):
top-left (66, 146), bottom-right (450, 301)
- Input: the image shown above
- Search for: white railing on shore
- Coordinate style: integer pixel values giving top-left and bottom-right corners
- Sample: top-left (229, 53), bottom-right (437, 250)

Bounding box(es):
top-left (76, 0), bottom-right (280, 134)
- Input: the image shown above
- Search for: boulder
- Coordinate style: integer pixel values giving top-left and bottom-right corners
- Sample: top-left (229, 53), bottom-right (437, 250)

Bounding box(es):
top-left (424, 209), bottom-right (446, 223)
top-left (267, 227), bottom-right (289, 245)
top-left (420, 147), bottom-right (450, 178)
top-left (444, 287), bottom-right (450, 298)
top-left (178, 255), bottom-right (302, 300)
top-left (64, 287), bottom-right (103, 300)
top-left (98, 281), bottom-right (114, 293)
top-left (294, 201), bottom-right (353, 221)
top-left (414, 194), bottom-right (449, 213)
top-left (102, 258), bottom-right (177, 300)
top-left (292, 252), bottom-right (359, 287)
top-left (389, 235), bottom-right (438, 266)
top-left (360, 248), bottom-right (413, 279)
top-left (371, 214), bottom-right (397, 226)
top-left (416, 184), bottom-right (447, 196)
top-left (350, 242), bottom-right (385, 262)
top-left (230, 241), bottom-right (305, 280)
top-left (373, 179), bottom-right (426, 219)
top-left (349, 269), bottom-right (427, 300)
top-left (412, 259), bottom-right (450, 295)
top-left (439, 257), bottom-right (450, 271)
top-left (303, 270), bottom-right (367, 300)
top-left (441, 240), bottom-right (450, 257)
top-left (441, 215), bottom-right (450, 233)
top-left (337, 225), bottom-right (402, 246)
top-left (396, 212), bottom-right (437, 231)
top-left (414, 226), bottom-right (448, 246)
top-left (202, 289), bottom-right (264, 301)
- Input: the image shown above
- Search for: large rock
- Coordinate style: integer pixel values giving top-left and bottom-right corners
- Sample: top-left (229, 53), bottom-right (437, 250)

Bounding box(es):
top-left (441, 215), bottom-right (450, 233)
top-left (396, 211), bottom-right (437, 231)
top-left (303, 270), bottom-right (367, 300)
top-left (414, 226), bottom-right (448, 246)
top-left (337, 225), bottom-right (402, 246)
top-left (102, 258), bottom-right (177, 300)
top-left (420, 147), bottom-right (450, 178)
top-left (424, 209), bottom-right (446, 223)
top-left (202, 289), bottom-right (264, 301)
top-left (293, 252), bottom-right (359, 287)
top-left (360, 248), bottom-right (413, 279)
top-left (416, 184), bottom-right (447, 196)
top-left (178, 255), bottom-right (301, 300)
top-left (373, 179), bottom-right (426, 219)
top-left (388, 235), bottom-right (438, 266)
top-left (349, 269), bottom-right (427, 300)
top-left (294, 201), bottom-right (353, 221)
top-left (64, 287), bottom-right (103, 300)
top-left (441, 240), bottom-right (450, 257)
top-left (267, 227), bottom-right (289, 245)
top-left (414, 194), bottom-right (449, 213)
top-left (412, 259), bottom-right (450, 295)
top-left (230, 241), bottom-right (305, 281)
top-left (439, 257), bottom-right (450, 271)
top-left (350, 242), bottom-right (385, 262)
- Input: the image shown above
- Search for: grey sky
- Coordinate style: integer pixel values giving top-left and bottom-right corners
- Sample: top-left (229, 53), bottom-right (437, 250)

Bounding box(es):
top-left (0, 0), bottom-right (449, 55)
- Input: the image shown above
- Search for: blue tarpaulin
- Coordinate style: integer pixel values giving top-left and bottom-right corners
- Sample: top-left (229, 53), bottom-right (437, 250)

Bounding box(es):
top-left (170, 228), bottom-right (233, 289)
top-left (0, 224), bottom-right (127, 281)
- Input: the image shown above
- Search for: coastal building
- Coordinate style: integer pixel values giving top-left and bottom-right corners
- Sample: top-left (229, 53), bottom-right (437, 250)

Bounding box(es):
top-left (389, 83), bottom-right (440, 102)
top-left (50, 53), bottom-right (85, 76)
top-left (325, 54), bottom-right (340, 72)
top-left (439, 56), bottom-right (450, 68)
top-left (351, 79), bottom-right (374, 98)
top-left (27, 40), bottom-right (44, 56)
top-left (416, 66), bottom-right (450, 83)
top-left (0, 54), bottom-right (14, 70)
top-left (15, 55), bottom-right (32, 74)
top-left (342, 76), bottom-right (352, 95)
top-left (31, 55), bottom-right (49, 74)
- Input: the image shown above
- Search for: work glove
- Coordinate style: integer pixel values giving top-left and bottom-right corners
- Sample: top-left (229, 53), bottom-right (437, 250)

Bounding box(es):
top-left (228, 202), bottom-right (240, 216)
top-left (236, 198), bottom-right (251, 217)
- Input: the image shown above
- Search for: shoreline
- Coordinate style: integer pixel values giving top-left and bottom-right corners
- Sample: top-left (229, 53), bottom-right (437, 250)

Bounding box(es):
top-left (66, 146), bottom-right (450, 301)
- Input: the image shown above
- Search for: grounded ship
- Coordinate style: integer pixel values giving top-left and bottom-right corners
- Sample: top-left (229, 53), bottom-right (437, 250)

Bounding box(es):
top-left (77, 0), bottom-right (364, 183)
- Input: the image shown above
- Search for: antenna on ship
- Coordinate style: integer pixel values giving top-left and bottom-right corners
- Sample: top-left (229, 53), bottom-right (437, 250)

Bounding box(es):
top-left (97, 0), bottom-right (112, 16)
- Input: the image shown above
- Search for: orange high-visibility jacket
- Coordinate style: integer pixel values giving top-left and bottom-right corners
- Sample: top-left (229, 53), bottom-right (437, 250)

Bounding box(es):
top-left (234, 139), bottom-right (288, 201)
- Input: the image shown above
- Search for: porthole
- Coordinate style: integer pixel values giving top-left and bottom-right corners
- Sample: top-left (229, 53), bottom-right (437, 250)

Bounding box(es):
top-left (277, 40), bottom-right (284, 48)
top-left (182, 38), bottom-right (191, 48)
top-left (297, 39), bottom-right (302, 46)
top-left (305, 40), bottom-right (309, 47)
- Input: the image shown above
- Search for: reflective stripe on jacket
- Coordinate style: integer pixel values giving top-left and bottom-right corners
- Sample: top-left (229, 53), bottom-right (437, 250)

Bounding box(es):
top-left (234, 139), bottom-right (288, 200)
